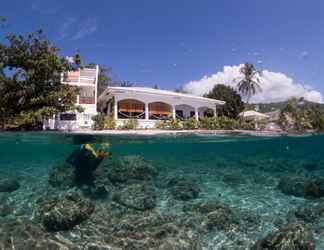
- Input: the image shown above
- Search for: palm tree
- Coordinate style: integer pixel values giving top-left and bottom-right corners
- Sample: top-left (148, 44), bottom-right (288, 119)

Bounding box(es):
top-left (236, 63), bottom-right (262, 104)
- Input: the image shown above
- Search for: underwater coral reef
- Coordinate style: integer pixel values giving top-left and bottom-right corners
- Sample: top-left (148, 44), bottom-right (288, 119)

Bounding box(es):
top-left (0, 133), bottom-right (324, 249)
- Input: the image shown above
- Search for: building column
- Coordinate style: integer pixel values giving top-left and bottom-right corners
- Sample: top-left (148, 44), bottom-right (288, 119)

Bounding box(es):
top-left (145, 103), bottom-right (149, 120)
top-left (114, 98), bottom-right (118, 120)
top-left (172, 105), bottom-right (176, 119)
top-left (214, 106), bottom-right (217, 117)
top-left (195, 107), bottom-right (199, 121)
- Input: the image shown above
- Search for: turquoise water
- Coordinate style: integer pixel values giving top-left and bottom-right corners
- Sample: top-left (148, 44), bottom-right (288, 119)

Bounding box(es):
top-left (0, 132), bottom-right (324, 249)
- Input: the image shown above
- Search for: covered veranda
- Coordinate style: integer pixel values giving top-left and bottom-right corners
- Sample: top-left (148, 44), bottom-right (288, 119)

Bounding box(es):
top-left (98, 87), bottom-right (225, 128)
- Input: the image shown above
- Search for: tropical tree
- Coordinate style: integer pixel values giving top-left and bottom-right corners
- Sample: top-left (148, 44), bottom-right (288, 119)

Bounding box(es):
top-left (236, 63), bottom-right (262, 103)
top-left (205, 84), bottom-right (244, 119)
top-left (0, 29), bottom-right (81, 129)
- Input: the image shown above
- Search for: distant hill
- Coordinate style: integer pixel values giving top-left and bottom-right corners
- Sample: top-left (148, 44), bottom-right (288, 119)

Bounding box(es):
top-left (246, 101), bottom-right (324, 113)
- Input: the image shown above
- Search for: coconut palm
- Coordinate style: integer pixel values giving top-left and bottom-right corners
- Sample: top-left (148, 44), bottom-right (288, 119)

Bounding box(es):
top-left (236, 63), bottom-right (262, 103)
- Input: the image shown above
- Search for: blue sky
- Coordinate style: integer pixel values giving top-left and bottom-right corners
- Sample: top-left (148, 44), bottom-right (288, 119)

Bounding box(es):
top-left (1, 0), bottom-right (324, 102)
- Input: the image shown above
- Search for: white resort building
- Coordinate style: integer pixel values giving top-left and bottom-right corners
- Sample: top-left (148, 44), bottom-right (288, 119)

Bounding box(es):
top-left (45, 67), bottom-right (225, 130)
top-left (98, 86), bottom-right (225, 129)
top-left (44, 66), bottom-right (99, 130)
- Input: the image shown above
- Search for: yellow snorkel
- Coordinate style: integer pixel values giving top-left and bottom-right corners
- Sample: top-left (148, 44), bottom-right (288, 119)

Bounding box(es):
top-left (83, 143), bottom-right (112, 159)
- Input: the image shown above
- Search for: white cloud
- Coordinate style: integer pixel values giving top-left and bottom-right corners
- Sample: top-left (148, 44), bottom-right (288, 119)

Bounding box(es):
top-left (72, 18), bottom-right (98, 40)
top-left (300, 51), bottom-right (309, 60)
top-left (59, 17), bottom-right (77, 39)
top-left (58, 17), bottom-right (98, 40)
top-left (183, 65), bottom-right (323, 103)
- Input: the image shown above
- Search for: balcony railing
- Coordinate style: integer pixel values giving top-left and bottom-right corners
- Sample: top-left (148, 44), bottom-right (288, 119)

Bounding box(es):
top-left (62, 68), bottom-right (97, 85)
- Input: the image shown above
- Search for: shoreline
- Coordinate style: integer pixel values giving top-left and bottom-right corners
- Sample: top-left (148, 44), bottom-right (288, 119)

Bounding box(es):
top-left (1, 129), bottom-right (318, 138)
top-left (68, 129), bottom-right (288, 137)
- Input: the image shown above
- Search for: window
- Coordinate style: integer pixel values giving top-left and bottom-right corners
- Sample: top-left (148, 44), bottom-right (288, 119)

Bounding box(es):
top-left (60, 113), bottom-right (76, 121)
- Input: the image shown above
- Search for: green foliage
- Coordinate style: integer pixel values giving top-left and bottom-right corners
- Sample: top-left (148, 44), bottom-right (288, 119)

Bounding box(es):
top-left (182, 117), bottom-right (199, 130)
top-left (205, 84), bottom-right (244, 118)
top-left (0, 29), bottom-right (80, 130)
top-left (92, 114), bottom-right (116, 130)
top-left (278, 98), bottom-right (324, 132)
top-left (217, 116), bottom-right (238, 130)
top-left (239, 120), bottom-right (256, 130)
top-left (198, 116), bottom-right (238, 130)
top-left (199, 117), bottom-right (219, 130)
top-left (155, 119), bottom-right (182, 130)
top-left (119, 119), bottom-right (138, 130)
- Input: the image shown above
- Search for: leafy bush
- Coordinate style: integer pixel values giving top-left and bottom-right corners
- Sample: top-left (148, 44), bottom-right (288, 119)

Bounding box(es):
top-left (92, 115), bottom-right (116, 130)
top-left (199, 117), bottom-right (218, 130)
top-left (217, 116), bottom-right (238, 130)
top-left (199, 116), bottom-right (238, 130)
top-left (155, 119), bottom-right (182, 130)
top-left (119, 119), bottom-right (138, 130)
top-left (238, 120), bottom-right (256, 130)
top-left (182, 117), bottom-right (199, 130)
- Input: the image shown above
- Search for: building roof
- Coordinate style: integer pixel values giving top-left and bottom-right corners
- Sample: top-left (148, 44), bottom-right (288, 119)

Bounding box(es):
top-left (239, 110), bottom-right (270, 119)
top-left (99, 87), bottom-right (225, 107)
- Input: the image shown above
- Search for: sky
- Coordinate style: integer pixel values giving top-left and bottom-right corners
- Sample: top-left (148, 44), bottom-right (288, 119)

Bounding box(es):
top-left (1, 0), bottom-right (324, 103)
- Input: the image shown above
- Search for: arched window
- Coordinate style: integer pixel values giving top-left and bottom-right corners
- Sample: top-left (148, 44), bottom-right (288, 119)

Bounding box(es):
top-left (118, 99), bottom-right (145, 119)
top-left (175, 104), bottom-right (195, 120)
top-left (198, 107), bottom-right (214, 118)
top-left (149, 102), bottom-right (171, 120)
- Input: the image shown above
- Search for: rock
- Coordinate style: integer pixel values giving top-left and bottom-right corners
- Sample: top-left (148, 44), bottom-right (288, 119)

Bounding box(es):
top-left (48, 163), bottom-right (75, 188)
top-left (108, 155), bottom-right (158, 184)
top-left (113, 183), bottom-right (156, 211)
top-left (252, 223), bottom-right (315, 250)
top-left (304, 178), bottom-right (324, 198)
top-left (203, 206), bottom-right (239, 231)
top-left (0, 217), bottom-right (71, 249)
top-left (0, 178), bottom-right (20, 193)
top-left (186, 199), bottom-right (231, 214)
top-left (168, 176), bottom-right (200, 201)
top-left (291, 202), bottom-right (324, 223)
top-left (37, 192), bottom-right (95, 232)
top-left (278, 176), bottom-right (324, 199)
top-left (223, 173), bottom-right (244, 186)
top-left (303, 162), bottom-right (322, 172)
top-left (0, 194), bottom-right (12, 217)
top-left (95, 211), bottom-right (204, 250)
top-left (278, 176), bottom-right (308, 197)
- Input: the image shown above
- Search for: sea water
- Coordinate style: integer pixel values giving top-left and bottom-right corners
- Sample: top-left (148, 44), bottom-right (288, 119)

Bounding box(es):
top-left (0, 132), bottom-right (323, 249)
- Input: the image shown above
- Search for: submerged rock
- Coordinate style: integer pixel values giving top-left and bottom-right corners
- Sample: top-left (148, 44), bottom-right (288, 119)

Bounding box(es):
top-left (223, 173), bottom-right (245, 186)
top-left (113, 183), bottom-right (157, 211)
top-left (48, 163), bottom-right (75, 188)
top-left (0, 178), bottom-right (20, 193)
top-left (0, 218), bottom-right (71, 249)
top-left (278, 176), bottom-right (308, 197)
top-left (187, 199), bottom-right (231, 214)
top-left (168, 176), bottom-right (200, 201)
top-left (290, 202), bottom-right (324, 224)
top-left (203, 208), bottom-right (239, 231)
top-left (108, 155), bottom-right (158, 184)
top-left (37, 192), bottom-right (95, 232)
top-left (0, 194), bottom-right (12, 217)
top-left (252, 223), bottom-right (315, 250)
top-left (90, 211), bottom-right (204, 250)
top-left (278, 176), bottom-right (324, 199)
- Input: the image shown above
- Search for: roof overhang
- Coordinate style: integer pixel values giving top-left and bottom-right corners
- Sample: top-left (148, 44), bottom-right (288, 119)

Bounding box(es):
top-left (98, 87), bottom-right (225, 109)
